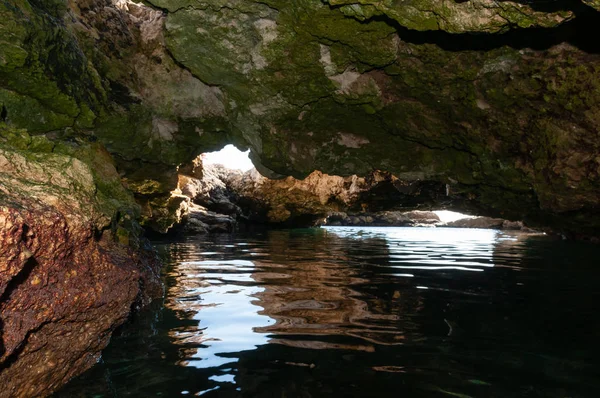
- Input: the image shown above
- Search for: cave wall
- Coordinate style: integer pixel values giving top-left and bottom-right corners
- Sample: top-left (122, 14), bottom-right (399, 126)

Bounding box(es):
top-left (152, 0), bottom-right (600, 237)
top-left (2, 0), bottom-right (599, 237)
top-left (0, 125), bottom-right (162, 397)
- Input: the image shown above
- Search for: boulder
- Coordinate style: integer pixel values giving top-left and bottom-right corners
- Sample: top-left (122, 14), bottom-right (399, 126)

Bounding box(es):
top-left (0, 127), bottom-right (161, 397)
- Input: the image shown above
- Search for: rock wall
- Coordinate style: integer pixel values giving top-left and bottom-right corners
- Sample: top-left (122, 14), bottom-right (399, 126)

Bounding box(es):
top-left (2, 0), bottom-right (600, 237)
top-left (226, 168), bottom-right (451, 226)
top-left (176, 164), bottom-right (413, 227)
top-left (0, 126), bottom-right (162, 397)
top-left (174, 163), bottom-right (533, 231)
top-left (148, 0), bottom-right (600, 237)
top-left (229, 169), bottom-right (375, 225)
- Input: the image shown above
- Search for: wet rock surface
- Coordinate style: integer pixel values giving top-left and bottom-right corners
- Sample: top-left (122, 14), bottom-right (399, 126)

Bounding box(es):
top-left (0, 204), bottom-right (160, 398)
top-left (0, 127), bottom-right (161, 398)
top-left (326, 210), bottom-right (441, 227)
top-left (444, 217), bottom-right (533, 231)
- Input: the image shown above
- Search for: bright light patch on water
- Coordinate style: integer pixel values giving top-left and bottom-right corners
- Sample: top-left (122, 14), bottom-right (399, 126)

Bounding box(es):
top-left (323, 226), bottom-right (498, 271)
top-left (209, 374), bottom-right (235, 383)
top-left (434, 210), bottom-right (476, 223)
top-left (202, 144), bottom-right (254, 171)
top-left (172, 259), bottom-right (271, 371)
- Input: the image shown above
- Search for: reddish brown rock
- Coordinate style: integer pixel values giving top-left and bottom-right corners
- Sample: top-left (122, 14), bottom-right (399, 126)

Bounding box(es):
top-left (0, 203), bottom-right (160, 398)
top-left (0, 139), bottom-right (161, 398)
top-left (177, 165), bottom-right (448, 228)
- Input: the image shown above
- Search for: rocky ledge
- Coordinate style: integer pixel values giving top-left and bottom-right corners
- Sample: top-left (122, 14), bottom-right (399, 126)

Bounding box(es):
top-left (0, 127), bottom-right (161, 397)
top-left (171, 161), bottom-right (535, 233)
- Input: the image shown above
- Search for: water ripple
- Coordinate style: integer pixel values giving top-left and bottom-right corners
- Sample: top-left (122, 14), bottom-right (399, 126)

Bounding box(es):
top-left (56, 227), bottom-right (600, 398)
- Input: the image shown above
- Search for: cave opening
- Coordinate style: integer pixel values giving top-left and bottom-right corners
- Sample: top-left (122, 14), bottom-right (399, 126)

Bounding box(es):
top-left (169, 145), bottom-right (527, 235)
top-left (201, 144), bottom-right (254, 172)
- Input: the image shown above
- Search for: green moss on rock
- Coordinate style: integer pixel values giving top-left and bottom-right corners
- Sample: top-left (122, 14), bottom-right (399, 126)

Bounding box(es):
top-left (0, 0), bottom-right (108, 141)
top-left (2, 0), bottom-right (599, 238)
top-left (0, 88), bottom-right (74, 132)
top-left (0, 123), bottom-right (146, 245)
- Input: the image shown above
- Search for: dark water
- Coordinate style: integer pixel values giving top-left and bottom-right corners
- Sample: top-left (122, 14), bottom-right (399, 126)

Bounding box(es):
top-left (56, 227), bottom-right (600, 397)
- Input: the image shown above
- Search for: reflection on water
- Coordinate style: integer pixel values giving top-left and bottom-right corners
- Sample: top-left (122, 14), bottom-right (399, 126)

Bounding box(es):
top-left (171, 259), bottom-right (270, 378)
top-left (56, 227), bottom-right (600, 397)
top-left (330, 226), bottom-right (499, 271)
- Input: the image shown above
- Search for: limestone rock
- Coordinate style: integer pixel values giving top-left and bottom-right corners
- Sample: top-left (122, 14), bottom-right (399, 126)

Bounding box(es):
top-left (0, 127), bottom-right (161, 397)
top-left (155, 2), bottom-right (600, 238)
top-left (324, 0), bottom-right (573, 33)
top-left (3, 0), bottom-right (599, 238)
top-left (444, 217), bottom-right (531, 231)
top-left (183, 204), bottom-right (236, 234)
top-left (141, 161), bottom-right (242, 234)
top-left (227, 169), bottom-right (374, 225)
top-left (173, 162), bottom-right (541, 231)
top-left (174, 164), bottom-right (446, 228)
top-left (326, 210), bottom-right (441, 227)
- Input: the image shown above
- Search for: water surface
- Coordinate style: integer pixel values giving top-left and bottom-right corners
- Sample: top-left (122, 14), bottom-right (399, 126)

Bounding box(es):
top-left (56, 227), bottom-right (600, 397)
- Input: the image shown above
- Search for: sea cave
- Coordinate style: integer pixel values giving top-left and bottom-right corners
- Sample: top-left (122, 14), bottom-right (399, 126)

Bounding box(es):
top-left (1, 0), bottom-right (600, 396)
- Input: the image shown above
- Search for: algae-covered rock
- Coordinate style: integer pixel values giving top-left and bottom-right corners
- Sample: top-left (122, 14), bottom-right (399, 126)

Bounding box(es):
top-left (583, 0), bottom-right (600, 11)
top-left (2, 0), bottom-right (597, 237)
top-left (0, 123), bottom-right (151, 244)
top-left (325, 0), bottom-right (574, 33)
top-left (158, 1), bottom-right (600, 236)
top-left (0, 0), bottom-right (104, 127)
